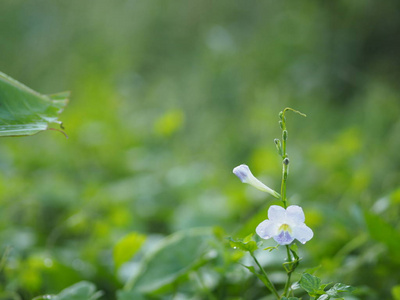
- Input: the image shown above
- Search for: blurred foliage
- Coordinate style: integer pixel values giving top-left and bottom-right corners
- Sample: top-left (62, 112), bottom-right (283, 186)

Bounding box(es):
top-left (0, 0), bottom-right (399, 299)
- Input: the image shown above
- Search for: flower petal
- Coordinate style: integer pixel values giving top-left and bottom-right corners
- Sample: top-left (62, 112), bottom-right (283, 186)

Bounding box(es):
top-left (292, 224), bottom-right (313, 244)
top-left (256, 220), bottom-right (279, 240)
top-left (232, 164), bottom-right (251, 183)
top-left (286, 205), bottom-right (305, 225)
top-left (273, 230), bottom-right (294, 245)
top-left (268, 205), bottom-right (286, 222)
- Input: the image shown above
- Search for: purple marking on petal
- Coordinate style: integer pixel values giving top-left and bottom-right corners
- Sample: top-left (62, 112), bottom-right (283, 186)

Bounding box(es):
top-left (233, 164), bottom-right (250, 183)
top-left (273, 230), bottom-right (294, 245)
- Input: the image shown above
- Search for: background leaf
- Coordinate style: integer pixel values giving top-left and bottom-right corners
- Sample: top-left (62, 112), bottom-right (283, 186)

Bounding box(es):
top-left (113, 232), bottom-right (146, 270)
top-left (33, 281), bottom-right (102, 300)
top-left (116, 290), bottom-right (146, 300)
top-left (364, 212), bottom-right (400, 261)
top-left (0, 71), bottom-right (68, 137)
top-left (392, 285), bottom-right (400, 300)
top-left (124, 228), bottom-right (214, 294)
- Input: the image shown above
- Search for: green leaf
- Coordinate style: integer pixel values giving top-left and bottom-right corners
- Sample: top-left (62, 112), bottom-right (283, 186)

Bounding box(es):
top-left (392, 285), bottom-right (400, 300)
top-left (281, 297), bottom-right (301, 300)
top-left (365, 212), bottom-right (400, 260)
top-left (57, 281), bottom-right (102, 300)
top-left (34, 281), bottom-right (102, 300)
top-left (299, 273), bottom-right (323, 296)
top-left (0, 71), bottom-right (68, 137)
top-left (228, 236), bottom-right (258, 252)
top-left (116, 290), bottom-right (146, 300)
top-left (326, 283), bottom-right (355, 297)
top-left (124, 228), bottom-right (213, 293)
top-left (113, 232), bottom-right (146, 269)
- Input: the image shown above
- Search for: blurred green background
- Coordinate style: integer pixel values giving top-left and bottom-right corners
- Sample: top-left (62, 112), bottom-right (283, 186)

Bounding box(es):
top-left (0, 0), bottom-right (399, 299)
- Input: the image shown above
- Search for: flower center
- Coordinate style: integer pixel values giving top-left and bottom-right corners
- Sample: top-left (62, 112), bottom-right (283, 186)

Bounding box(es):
top-left (278, 223), bottom-right (292, 233)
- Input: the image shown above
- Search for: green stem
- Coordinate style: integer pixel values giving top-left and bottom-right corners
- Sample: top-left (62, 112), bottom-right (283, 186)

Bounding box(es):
top-left (281, 163), bottom-right (288, 208)
top-left (283, 246), bottom-right (293, 297)
top-left (250, 252), bottom-right (280, 299)
top-left (280, 112), bottom-right (288, 208)
top-left (281, 110), bottom-right (291, 295)
top-left (278, 108), bottom-right (305, 298)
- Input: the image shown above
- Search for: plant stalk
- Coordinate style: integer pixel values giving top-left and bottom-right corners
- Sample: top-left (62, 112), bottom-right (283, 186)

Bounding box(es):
top-left (282, 245), bottom-right (293, 297)
top-left (250, 252), bottom-right (280, 299)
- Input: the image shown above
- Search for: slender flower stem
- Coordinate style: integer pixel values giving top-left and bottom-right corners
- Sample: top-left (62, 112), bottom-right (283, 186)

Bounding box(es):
top-left (250, 252), bottom-right (280, 299)
top-left (280, 109), bottom-right (295, 296)
top-left (280, 114), bottom-right (288, 209)
top-left (281, 163), bottom-right (288, 209)
top-left (282, 245), bottom-right (293, 297)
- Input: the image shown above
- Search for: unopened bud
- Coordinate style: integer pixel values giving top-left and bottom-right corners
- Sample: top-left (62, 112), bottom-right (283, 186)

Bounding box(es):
top-left (279, 111), bottom-right (284, 120)
top-left (274, 139), bottom-right (282, 156)
top-left (279, 121), bottom-right (283, 129)
top-left (283, 158), bottom-right (290, 165)
top-left (233, 164), bottom-right (280, 199)
top-left (283, 130), bottom-right (288, 141)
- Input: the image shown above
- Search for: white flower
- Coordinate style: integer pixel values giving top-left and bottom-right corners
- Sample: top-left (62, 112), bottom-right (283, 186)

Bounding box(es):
top-left (233, 164), bottom-right (280, 199)
top-left (256, 205), bottom-right (313, 245)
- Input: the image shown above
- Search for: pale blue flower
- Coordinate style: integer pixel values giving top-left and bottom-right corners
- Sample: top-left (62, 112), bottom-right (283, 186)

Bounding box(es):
top-left (256, 205), bottom-right (313, 245)
top-left (233, 164), bottom-right (280, 199)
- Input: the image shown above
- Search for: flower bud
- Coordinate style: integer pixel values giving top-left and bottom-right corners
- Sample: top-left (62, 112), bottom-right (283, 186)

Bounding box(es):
top-left (283, 158), bottom-right (289, 165)
top-left (274, 139), bottom-right (282, 156)
top-left (283, 130), bottom-right (288, 141)
top-left (233, 164), bottom-right (280, 199)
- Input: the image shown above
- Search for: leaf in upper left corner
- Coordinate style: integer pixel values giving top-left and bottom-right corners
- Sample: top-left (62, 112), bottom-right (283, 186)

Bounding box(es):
top-left (0, 71), bottom-right (68, 137)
